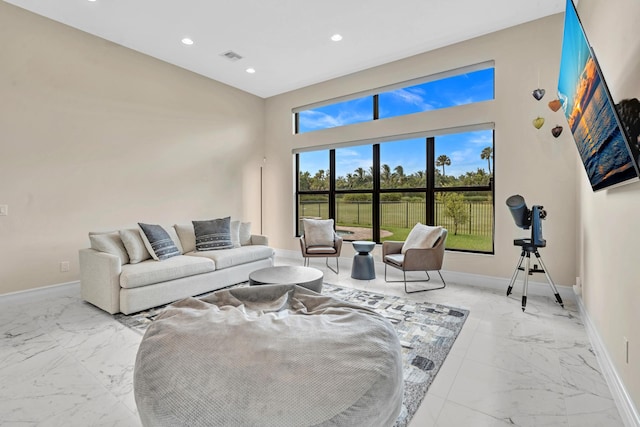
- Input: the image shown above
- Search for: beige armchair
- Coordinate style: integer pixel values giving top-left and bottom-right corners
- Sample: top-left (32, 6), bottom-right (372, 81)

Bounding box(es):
top-left (382, 228), bottom-right (447, 293)
top-left (300, 218), bottom-right (343, 274)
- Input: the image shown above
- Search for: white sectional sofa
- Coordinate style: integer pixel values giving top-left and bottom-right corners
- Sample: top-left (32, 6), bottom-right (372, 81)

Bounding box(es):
top-left (79, 221), bottom-right (274, 315)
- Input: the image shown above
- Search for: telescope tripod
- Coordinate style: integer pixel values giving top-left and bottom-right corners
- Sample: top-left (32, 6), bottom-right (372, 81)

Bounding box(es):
top-left (507, 239), bottom-right (564, 312)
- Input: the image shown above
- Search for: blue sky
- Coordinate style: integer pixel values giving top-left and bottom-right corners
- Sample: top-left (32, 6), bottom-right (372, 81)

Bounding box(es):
top-left (298, 68), bottom-right (494, 133)
top-left (299, 129), bottom-right (494, 179)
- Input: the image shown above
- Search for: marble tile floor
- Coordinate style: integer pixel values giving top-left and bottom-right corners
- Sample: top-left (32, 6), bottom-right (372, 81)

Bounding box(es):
top-left (0, 255), bottom-right (624, 427)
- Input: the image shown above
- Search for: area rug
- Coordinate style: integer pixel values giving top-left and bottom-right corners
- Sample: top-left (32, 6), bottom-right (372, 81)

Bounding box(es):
top-left (116, 283), bottom-right (469, 427)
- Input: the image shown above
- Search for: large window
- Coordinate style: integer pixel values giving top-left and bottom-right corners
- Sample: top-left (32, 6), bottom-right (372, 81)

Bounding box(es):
top-left (295, 65), bottom-right (494, 134)
top-left (296, 130), bottom-right (494, 253)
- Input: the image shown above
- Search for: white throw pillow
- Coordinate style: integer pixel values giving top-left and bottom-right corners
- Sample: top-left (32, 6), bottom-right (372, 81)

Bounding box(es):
top-left (401, 223), bottom-right (442, 254)
top-left (119, 228), bottom-right (151, 264)
top-left (239, 222), bottom-right (252, 246)
top-left (89, 231), bottom-right (130, 265)
top-left (303, 219), bottom-right (335, 247)
top-left (174, 223), bottom-right (196, 253)
top-left (230, 220), bottom-right (241, 248)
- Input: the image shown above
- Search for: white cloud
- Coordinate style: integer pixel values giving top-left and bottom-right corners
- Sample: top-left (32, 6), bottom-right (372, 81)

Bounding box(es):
top-left (299, 108), bottom-right (371, 131)
top-left (387, 88), bottom-right (436, 111)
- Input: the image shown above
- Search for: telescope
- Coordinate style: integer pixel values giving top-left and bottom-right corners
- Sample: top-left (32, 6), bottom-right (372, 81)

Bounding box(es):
top-left (506, 194), bottom-right (546, 247)
top-left (505, 194), bottom-right (563, 311)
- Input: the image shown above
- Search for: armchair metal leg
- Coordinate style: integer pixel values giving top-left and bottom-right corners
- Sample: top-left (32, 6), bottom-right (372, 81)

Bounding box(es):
top-left (303, 256), bottom-right (339, 274)
top-left (384, 264), bottom-right (446, 293)
top-left (325, 257), bottom-right (339, 274)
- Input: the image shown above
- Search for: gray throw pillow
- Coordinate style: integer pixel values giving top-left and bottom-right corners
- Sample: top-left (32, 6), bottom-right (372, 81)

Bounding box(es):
top-left (193, 217), bottom-right (233, 251)
top-left (138, 223), bottom-right (181, 261)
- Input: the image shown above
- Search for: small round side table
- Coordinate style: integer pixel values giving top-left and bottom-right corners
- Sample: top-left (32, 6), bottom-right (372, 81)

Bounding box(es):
top-left (351, 241), bottom-right (376, 280)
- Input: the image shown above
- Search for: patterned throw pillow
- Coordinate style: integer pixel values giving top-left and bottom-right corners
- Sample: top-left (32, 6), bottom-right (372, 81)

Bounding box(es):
top-left (193, 217), bottom-right (233, 251)
top-left (138, 223), bottom-right (181, 261)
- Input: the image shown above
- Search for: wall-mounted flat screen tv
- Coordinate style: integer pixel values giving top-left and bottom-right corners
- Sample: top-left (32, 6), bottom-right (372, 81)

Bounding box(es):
top-left (557, 0), bottom-right (639, 191)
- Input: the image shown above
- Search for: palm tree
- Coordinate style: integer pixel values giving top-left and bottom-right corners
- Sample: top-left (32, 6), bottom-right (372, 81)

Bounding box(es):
top-left (435, 155), bottom-right (451, 176)
top-left (381, 164), bottom-right (392, 186)
top-left (393, 165), bottom-right (405, 185)
top-left (481, 146), bottom-right (493, 175)
top-left (354, 167), bottom-right (366, 185)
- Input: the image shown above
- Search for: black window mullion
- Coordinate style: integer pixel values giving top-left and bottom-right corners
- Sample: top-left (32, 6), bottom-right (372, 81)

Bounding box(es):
top-left (295, 153), bottom-right (300, 235)
top-left (426, 137), bottom-right (435, 225)
top-left (372, 144), bottom-right (380, 242)
top-left (329, 149), bottom-right (336, 227)
top-left (373, 94), bottom-right (379, 120)
top-left (294, 112), bottom-right (299, 134)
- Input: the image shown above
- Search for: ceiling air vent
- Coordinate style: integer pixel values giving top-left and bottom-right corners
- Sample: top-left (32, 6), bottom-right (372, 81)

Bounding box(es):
top-left (220, 51), bottom-right (243, 62)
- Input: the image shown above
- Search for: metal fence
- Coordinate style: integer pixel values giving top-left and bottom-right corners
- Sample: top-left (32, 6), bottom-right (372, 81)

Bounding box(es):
top-left (300, 200), bottom-right (493, 237)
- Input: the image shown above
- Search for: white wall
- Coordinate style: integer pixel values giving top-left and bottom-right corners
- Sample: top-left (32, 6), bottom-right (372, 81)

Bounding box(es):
top-left (0, 2), bottom-right (265, 294)
top-left (575, 0), bottom-right (640, 413)
top-left (264, 14), bottom-right (578, 286)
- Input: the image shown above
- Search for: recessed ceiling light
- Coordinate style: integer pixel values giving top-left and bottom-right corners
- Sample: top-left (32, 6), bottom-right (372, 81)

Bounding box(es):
top-left (87, 0), bottom-right (97, 2)
top-left (246, 68), bottom-right (256, 74)
top-left (181, 38), bottom-right (194, 46)
top-left (331, 34), bottom-right (343, 42)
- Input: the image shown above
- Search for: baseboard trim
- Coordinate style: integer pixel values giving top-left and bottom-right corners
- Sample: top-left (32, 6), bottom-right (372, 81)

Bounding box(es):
top-left (0, 280), bottom-right (79, 302)
top-left (575, 292), bottom-right (640, 427)
top-left (275, 248), bottom-right (575, 302)
top-left (441, 269), bottom-right (576, 302)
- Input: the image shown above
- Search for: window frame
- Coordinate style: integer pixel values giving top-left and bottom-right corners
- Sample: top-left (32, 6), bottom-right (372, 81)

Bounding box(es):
top-left (293, 61), bottom-right (494, 134)
top-left (296, 130), bottom-right (495, 254)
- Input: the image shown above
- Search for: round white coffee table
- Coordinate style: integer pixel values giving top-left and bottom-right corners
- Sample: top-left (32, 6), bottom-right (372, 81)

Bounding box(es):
top-left (249, 266), bottom-right (324, 293)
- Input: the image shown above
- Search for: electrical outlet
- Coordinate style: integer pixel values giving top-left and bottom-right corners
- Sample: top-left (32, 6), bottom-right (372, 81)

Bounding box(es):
top-left (624, 337), bottom-right (629, 364)
top-left (0, 205), bottom-right (7, 216)
top-left (60, 261), bottom-right (70, 272)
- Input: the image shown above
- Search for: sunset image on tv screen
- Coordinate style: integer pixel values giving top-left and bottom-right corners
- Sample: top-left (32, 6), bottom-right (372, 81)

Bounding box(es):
top-left (557, 0), bottom-right (637, 190)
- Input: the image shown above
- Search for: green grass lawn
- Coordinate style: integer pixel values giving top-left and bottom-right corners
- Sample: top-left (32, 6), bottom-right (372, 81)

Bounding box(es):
top-left (302, 200), bottom-right (494, 252)
top-left (378, 226), bottom-right (492, 252)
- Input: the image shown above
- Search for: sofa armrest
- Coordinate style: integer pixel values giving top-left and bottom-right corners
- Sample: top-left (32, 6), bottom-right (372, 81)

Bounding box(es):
top-left (250, 234), bottom-right (269, 246)
top-left (79, 248), bottom-right (122, 314)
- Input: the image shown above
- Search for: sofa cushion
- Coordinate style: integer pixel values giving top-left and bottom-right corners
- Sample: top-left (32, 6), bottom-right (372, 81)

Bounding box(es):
top-left (138, 223), bottom-right (182, 261)
top-left (401, 223), bottom-right (442, 254)
top-left (306, 246), bottom-right (337, 254)
top-left (120, 255), bottom-right (215, 289)
top-left (193, 217), bottom-right (233, 251)
top-left (89, 232), bottom-right (129, 265)
top-left (174, 223), bottom-right (196, 253)
top-left (119, 228), bottom-right (152, 264)
top-left (187, 245), bottom-right (274, 270)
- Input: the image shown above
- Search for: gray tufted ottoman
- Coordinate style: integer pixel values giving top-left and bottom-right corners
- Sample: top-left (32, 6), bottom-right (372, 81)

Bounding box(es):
top-left (134, 284), bottom-right (403, 427)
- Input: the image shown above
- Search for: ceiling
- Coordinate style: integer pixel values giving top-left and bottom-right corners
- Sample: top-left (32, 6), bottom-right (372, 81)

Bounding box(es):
top-left (5, 0), bottom-right (566, 98)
